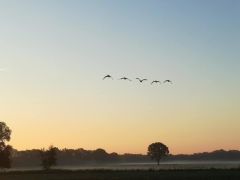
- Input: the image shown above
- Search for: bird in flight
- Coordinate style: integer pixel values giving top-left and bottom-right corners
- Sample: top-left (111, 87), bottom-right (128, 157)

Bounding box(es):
top-left (136, 78), bottom-right (147, 83)
top-left (102, 75), bottom-right (113, 80)
top-left (151, 80), bottom-right (161, 84)
top-left (163, 80), bottom-right (172, 84)
top-left (119, 77), bottom-right (131, 81)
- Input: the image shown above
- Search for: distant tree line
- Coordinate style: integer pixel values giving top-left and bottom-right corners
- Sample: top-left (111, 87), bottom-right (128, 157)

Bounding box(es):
top-left (11, 148), bottom-right (121, 167)
top-left (121, 150), bottom-right (240, 163)
top-left (10, 148), bottom-right (240, 167)
top-left (167, 150), bottom-right (240, 161)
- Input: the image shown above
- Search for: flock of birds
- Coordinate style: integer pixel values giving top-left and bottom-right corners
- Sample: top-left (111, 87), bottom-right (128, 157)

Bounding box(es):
top-left (103, 75), bottom-right (172, 84)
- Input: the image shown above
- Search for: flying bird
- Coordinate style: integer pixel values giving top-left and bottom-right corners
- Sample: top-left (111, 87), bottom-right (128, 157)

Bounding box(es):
top-left (163, 80), bottom-right (172, 84)
top-left (102, 75), bottom-right (113, 80)
top-left (151, 80), bottom-right (161, 84)
top-left (136, 78), bottom-right (147, 83)
top-left (119, 77), bottom-right (131, 81)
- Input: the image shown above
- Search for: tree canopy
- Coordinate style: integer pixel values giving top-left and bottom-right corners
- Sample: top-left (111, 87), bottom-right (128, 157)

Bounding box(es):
top-left (0, 122), bottom-right (12, 150)
top-left (0, 122), bottom-right (13, 170)
top-left (39, 145), bottom-right (57, 170)
top-left (147, 142), bottom-right (169, 165)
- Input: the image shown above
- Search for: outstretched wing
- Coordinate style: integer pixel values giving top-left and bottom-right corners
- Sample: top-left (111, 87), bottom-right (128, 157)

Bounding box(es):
top-left (163, 80), bottom-right (167, 83)
top-left (143, 79), bottom-right (147, 81)
top-left (164, 80), bottom-right (172, 83)
top-left (127, 78), bottom-right (132, 81)
top-left (102, 76), bottom-right (107, 80)
top-left (103, 75), bottom-right (113, 80)
top-left (151, 81), bottom-right (155, 84)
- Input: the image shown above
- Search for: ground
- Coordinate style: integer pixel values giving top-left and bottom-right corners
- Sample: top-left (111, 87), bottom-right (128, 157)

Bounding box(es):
top-left (1, 169), bottom-right (240, 180)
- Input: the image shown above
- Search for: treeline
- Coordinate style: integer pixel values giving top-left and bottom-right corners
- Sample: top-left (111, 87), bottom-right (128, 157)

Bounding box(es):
top-left (11, 148), bottom-right (240, 167)
top-left (121, 150), bottom-right (240, 163)
top-left (167, 150), bottom-right (240, 162)
top-left (11, 148), bottom-right (121, 167)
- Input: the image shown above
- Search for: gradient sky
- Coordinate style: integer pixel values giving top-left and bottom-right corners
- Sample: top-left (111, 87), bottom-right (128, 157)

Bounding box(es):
top-left (0, 0), bottom-right (239, 155)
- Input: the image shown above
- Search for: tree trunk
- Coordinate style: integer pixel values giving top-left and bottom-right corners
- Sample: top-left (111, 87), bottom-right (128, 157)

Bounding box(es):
top-left (157, 160), bottom-right (160, 165)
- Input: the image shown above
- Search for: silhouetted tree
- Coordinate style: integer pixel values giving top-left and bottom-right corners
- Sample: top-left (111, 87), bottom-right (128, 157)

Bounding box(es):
top-left (0, 122), bottom-right (13, 170)
top-left (39, 145), bottom-right (57, 170)
top-left (77, 148), bottom-right (92, 163)
top-left (0, 145), bottom-right (13, 170)
top-left (108, 152), bottom-right (121, 163)
top-left (0, 122), bottom-right (12, 149)
top-left (92, 148), bottom-right (108, 163)
top-left (147, 142), bottom-right (169, 165)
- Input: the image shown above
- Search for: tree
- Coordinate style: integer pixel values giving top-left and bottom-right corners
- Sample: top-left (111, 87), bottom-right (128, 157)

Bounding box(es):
top-left (92, 148), bottom-right (108, 163)
top-left (147, 142), bottom-right (169, 165)
top-left (0, 122), bottom-right (12, 150)
top-left (39, 145), bottom-right (57, 170)
top-left (0, 145), bottom-right (13, 170)
top-left (108, 152), bottom-right (121, 163)
top-left (0, 122), bottom-right (13, 170)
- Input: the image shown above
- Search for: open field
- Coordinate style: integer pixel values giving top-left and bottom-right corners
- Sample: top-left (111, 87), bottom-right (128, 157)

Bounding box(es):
top-left (9, 162), bottom-right (240, 171)
top-left (1, 169), bottom-right (240, 180)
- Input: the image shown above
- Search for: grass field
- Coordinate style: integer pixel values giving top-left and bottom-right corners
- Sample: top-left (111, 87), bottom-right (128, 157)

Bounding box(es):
top-left (1, 169), bottom-right (240, 180)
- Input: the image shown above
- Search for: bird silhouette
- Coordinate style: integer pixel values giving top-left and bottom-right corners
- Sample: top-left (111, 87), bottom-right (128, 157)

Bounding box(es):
top-left (102, 75), bottom-right (113, 80)
top-left (151, 80), bottom-right (161, 84)
top-left (163, 80), bottom-right (172, 84)
top-left (136, 78), bottom-right (147, 83)
top-left (119, 77), bottom-right (131, 81)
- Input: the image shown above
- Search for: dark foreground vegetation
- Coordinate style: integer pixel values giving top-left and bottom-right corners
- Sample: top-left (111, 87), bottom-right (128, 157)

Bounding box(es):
top-left (1, 169), bottom-right (240, 180)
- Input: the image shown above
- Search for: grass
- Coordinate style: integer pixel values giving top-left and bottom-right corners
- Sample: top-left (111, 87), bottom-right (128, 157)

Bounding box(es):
top-left (1, 169), bottom-right (240, 180)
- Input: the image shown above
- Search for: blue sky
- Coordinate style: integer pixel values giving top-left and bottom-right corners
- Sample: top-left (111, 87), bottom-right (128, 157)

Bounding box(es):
top-left (0, 0), bottom-right (239, 154)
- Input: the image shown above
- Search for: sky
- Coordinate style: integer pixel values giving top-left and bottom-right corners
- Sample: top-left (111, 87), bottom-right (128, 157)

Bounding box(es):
top-left (0, 0), bottom-right (239, 155)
